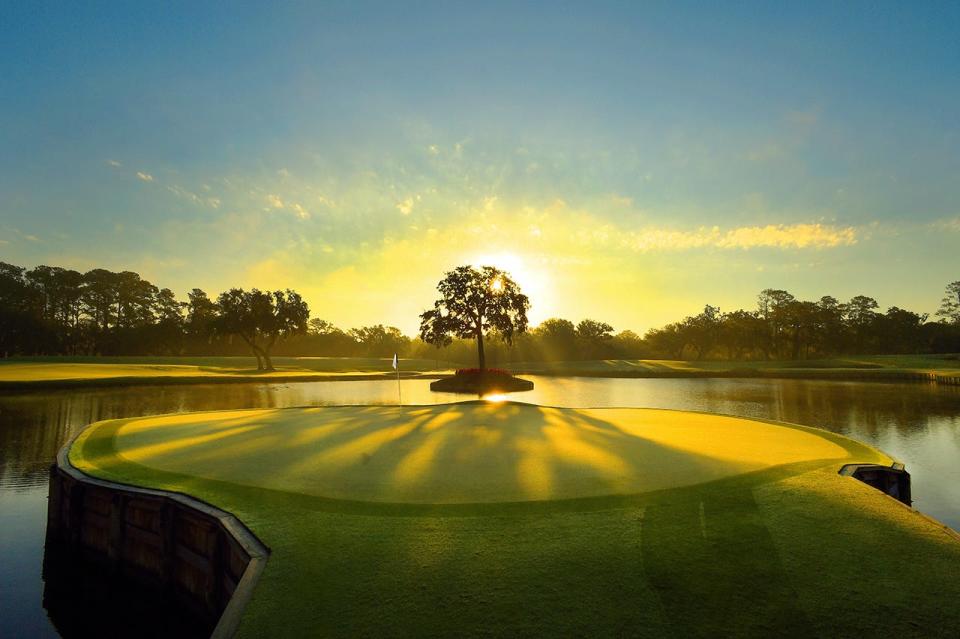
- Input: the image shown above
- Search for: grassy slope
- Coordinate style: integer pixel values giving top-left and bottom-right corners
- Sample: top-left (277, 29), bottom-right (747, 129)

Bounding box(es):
top-left (509, 353), bottom-right (960, 377)
top-left (2, 354), bottom-right (958, 389)
top-left (69, 404), bottom-right (960, 638)
top-left (0, 356), bottom-right (448, 387)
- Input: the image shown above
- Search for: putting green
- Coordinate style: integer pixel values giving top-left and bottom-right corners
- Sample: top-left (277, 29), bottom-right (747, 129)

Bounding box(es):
top-left (83, 404), bottom-right (850, 504)
top-left (68, 402), bottom-right (960, 638)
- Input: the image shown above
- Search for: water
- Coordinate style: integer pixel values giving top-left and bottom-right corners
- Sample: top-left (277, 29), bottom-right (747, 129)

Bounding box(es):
top-left (1, 377), bottom-right (958, 636)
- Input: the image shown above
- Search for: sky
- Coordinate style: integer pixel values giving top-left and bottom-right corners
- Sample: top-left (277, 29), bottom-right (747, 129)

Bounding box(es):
top-left (1, 1), bottom-right (958, 334)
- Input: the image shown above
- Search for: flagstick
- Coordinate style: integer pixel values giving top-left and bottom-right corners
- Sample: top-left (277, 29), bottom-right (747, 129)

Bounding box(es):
top-left (393, 353), bottom-right (402, 405)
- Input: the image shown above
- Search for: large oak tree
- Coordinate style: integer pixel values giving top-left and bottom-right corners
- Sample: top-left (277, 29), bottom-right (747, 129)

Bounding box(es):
top-left (419, 265), bottom-right (529, 370)
top-left (213, 288), bottom-right (309, 370)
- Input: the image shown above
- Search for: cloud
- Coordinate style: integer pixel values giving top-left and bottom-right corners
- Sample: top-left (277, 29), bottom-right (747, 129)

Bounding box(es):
top-left (397, 197), bottom-right (415, 215)
top-left (136, 171), bottom-right (154, 182)
top-left (264, 193), bottom-right (311, 219)
top-left (106, 159), bottom-right (122, 167)
top-left (933, 216), bottom-right (960, 232)
top-left (291, 203), bottom-right (310, 220)
top-left (622, 223), bottom-right (857, 251)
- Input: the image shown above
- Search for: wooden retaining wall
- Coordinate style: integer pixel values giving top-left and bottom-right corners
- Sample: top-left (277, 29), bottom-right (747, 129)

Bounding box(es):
top-left (47, 445), bottom-right (268, 638)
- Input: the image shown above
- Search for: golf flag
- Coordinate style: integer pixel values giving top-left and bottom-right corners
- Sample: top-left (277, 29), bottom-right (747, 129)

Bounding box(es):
top-left (392, 353), bottom-right (398, 370)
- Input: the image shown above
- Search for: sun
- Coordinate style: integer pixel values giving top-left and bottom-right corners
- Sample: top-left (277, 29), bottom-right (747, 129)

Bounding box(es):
top-left (471, 251), bottom-right (550, 321)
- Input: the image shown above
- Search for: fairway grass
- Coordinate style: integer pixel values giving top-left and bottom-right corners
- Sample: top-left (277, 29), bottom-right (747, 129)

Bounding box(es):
top-left (68, 403), bottom-right (960, 637)
top-left (3, 353), bottom-right (958, 389)
top-left (0, 356), bottom-right (448, 389)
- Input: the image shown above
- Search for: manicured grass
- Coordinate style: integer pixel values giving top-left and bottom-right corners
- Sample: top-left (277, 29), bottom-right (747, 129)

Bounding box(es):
top-left (3, 354), bottom-right (958, 389)
top-left (508, 353), bottom-right (960, 380)
top-left (0, 356), bottom-right (449, 388)
top-left (69, 403), bottom-right (960, 637)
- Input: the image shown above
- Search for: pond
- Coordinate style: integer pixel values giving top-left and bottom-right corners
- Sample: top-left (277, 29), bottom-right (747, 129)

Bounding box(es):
top-left (1, 377), bottom-right (958, 636)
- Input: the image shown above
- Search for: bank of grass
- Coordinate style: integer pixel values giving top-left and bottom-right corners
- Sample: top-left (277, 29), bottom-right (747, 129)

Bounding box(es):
top-left (508, 353), bottom-right (960, 382)
top-left (0, 356), bottom-right (450, 389)
top-left (69, 403), bottom-right (960, 637)
top-left (3, 353), bottom-right (959, 389)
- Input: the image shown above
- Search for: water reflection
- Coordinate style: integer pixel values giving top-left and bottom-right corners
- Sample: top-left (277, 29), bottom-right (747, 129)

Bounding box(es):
top-left (0, 377), bottom-right (957, 637)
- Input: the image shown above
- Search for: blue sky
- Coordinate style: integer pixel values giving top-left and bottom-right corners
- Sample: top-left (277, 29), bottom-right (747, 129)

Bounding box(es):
top-left (1, 2), bottom-right (958, 332)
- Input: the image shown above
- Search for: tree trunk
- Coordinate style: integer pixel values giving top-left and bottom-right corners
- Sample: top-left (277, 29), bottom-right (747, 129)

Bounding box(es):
top-left (262, 346), bottom-right (274, 371)
top-left (240, 334), bottom-right (264, 370)
top-left (477, 330), bottom-right (486, 370)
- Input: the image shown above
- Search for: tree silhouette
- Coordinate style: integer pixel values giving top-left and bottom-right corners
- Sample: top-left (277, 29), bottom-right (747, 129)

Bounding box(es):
top-left (213, 288), bottom-right (309, 370)
top-left (419, 265), bottom-right (529, 370)
top-left (937, 281), bottom-right (960, 325)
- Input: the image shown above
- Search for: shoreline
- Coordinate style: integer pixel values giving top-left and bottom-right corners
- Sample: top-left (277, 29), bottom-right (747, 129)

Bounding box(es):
top-left (2, 366), bottom-right (959, 391)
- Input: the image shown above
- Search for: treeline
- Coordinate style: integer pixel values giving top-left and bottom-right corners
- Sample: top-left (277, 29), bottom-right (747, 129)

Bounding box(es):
top-left (1, 260), bottom-right (958, 361)
top-left (643, 287), bottom-right (960, 360)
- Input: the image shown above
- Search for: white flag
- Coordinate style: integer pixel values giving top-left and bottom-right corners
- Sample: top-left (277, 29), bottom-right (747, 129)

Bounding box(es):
top-left (392, 353), bottom-right (398, 370)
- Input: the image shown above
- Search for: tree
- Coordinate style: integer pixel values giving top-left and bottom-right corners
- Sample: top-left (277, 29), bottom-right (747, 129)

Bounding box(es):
top-left (186, 288), bottom-right (218, 338)
top-left (757, 289), bottom-right (795, 359)
top-left (937, 281), bottom-right (960, 325)
top-left (576, 319), bottom-right (614, 359)
top-left (419, 265), bottom-right (529, 370)
top-left (721, 309), bottom-right (764, 359)
top-left (681, 305), bottom-right (722, 360)
top-left (845, 295), bottom-right (879, 353)
top-left (349, 325), bottom-right (410, 357)
top-left (535, 318), bottom-right (577, 360)
top-left (213, 288), bottom-right (309, 370)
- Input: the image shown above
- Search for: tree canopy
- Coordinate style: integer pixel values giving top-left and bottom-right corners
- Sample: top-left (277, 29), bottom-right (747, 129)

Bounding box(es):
top-left (212, 288), bottom-right (309, 370)
top-left (419, 265), bottom-right (529, 370)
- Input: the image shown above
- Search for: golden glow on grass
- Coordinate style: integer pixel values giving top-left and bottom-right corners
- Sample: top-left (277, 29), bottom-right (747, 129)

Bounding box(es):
top-left (88, 404), bottom-right (863, 504)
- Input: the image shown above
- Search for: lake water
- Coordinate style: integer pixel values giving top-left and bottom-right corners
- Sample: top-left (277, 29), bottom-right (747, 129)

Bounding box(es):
top-left (1, 377), bottom-right (958, 636)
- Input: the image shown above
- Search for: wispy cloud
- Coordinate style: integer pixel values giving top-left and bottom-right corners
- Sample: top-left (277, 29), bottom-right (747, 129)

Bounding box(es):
top-left (136, 171), bottom-right (154, 182)
top-left (932, 216), bottom-right (960, 232)
top-left (264, 193), bottom-right (311, 219)
top-left (291, 203), bottom-right (310, 220)
top-left (106, 159), bottom-right (122, 167)
top-left (621, 223), bottom-right (857, 252)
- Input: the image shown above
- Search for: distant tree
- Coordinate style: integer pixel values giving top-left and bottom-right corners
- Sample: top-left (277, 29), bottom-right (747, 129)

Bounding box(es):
top-left (611, 329), bottom-right (646, 359)
top-left (878, 307), bottom-right (928, 353)
top-left (419, 265), bottom-right (529, 370)
top-left (154, 288), bottom-right (185, 324)
top-left (186, 289), bottom-right (217, 337)
top-left (349, 324), bottom-right (410, 357)
top-left (757, 289), bottom-right (795, 359)
top-left (576, 319), bottom-right (615, 359)
top-left (213, 288), bottom-right (309, 370)
top-left (720, 309), bottom-right (764, 359)
top-left (937, 281), bottom-right (960, 325)
top-left (307, 318), bottom-right (338, 335)
top-left (535, 318), bottom-right (578, 360)
top-left (681, 305), bottom-right (722, 360)
top-left (644, 322), bottom-right (686, 359)
top-left (845, 295), bottom-right (880, 353)
top-left (815, 296), bottom-right (846, 356)
top-left (82, 269), bottom-right (119, 331)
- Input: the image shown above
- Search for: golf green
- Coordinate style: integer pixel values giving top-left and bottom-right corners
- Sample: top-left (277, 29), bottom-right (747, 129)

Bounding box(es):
top-left (69, 402), bottom-right (960, 637)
